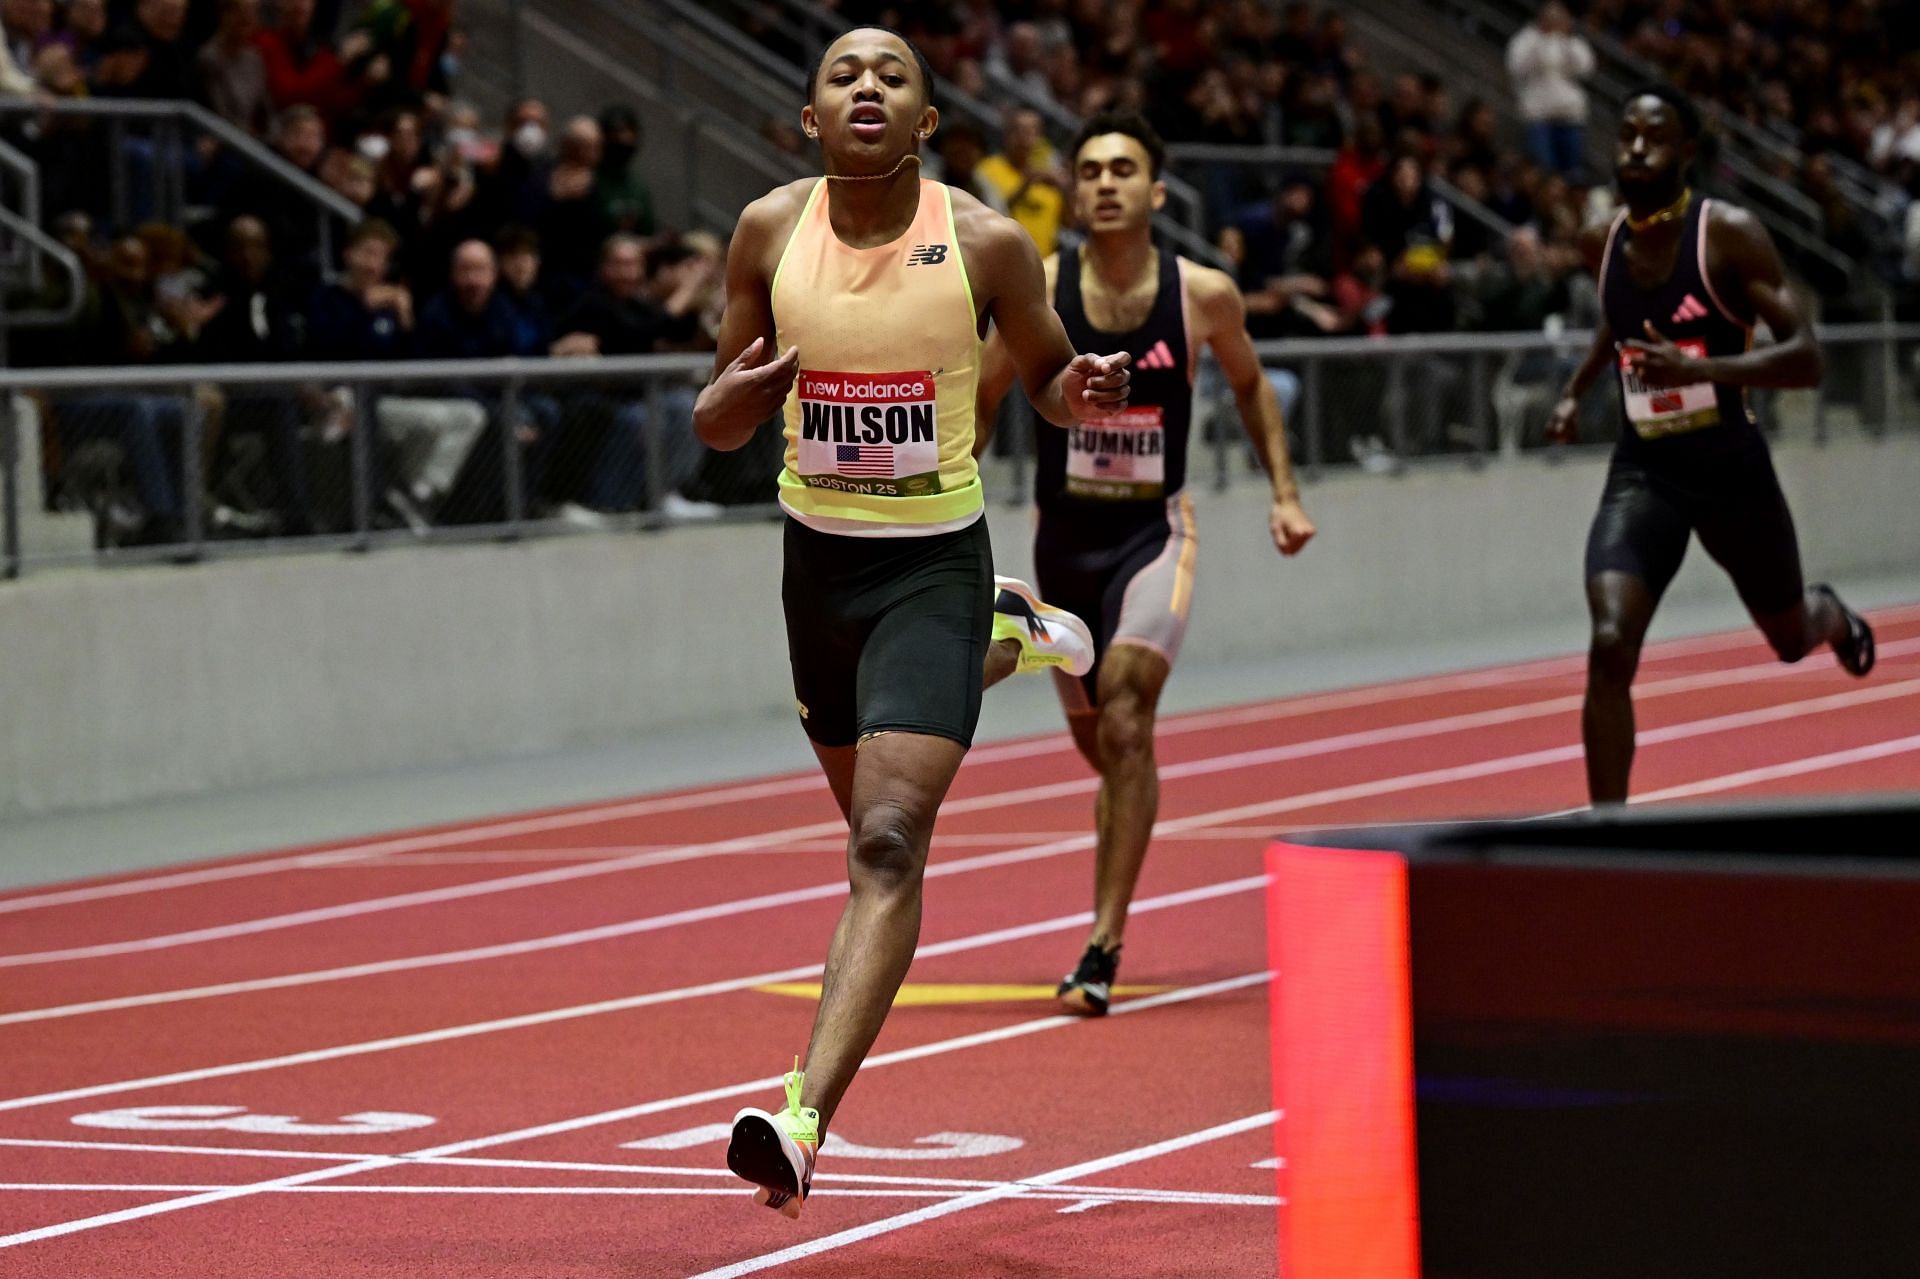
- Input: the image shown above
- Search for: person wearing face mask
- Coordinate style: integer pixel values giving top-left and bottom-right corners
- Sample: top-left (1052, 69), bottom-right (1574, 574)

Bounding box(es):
top-left (474, 97), bottom-right (552, 229)
top-left (593, 103), bottom-right (655, 238)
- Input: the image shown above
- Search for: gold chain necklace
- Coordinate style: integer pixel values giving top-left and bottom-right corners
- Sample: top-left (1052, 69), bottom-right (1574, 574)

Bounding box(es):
top-left (1627, 187), bottom-right (1692, 232)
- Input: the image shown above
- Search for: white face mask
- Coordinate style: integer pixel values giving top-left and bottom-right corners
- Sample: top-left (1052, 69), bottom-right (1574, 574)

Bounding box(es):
top-left (512, 122), bottom-right (548, 159)
top-left (355, 133), bottom-right (390, 162)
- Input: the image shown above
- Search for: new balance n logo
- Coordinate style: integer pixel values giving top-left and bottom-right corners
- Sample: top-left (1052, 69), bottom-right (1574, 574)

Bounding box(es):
top-left (1136, 339), bottom-right (1176, 370)
top-left (1671, 293), bottom-right (1709, 324)
top-left (906, 244), bottom-right (948, 266)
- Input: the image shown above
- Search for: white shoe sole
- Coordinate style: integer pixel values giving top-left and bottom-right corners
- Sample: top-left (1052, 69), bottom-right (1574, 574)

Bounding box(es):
top-left (728, 1107), bottom-right (812, 1220)
top-left (994, 575), bottom-right (1096, 677)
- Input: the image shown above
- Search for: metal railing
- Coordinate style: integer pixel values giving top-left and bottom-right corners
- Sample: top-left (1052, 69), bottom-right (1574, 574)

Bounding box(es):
top-left (0, 97), bottom-right (359, 269)
top-left (3, 326), bottom-right (1913, 579)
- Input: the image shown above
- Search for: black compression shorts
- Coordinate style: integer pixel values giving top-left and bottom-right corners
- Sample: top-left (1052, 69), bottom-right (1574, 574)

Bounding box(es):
top-left (1583, 446), bottom-right (1805, 616)
top-left (1033, 495), bottom-right (1196, 708)
top-left (781, 516), bottom-right (994, 749)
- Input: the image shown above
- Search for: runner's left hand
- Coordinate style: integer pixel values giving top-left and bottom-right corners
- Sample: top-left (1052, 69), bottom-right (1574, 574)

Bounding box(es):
top-left (1622, 321), bottom-right (1702, 388)
top-left (1063, 351), bottom-right (1131, 421)
top-left (1269, 498), bottom-right (1316, 556)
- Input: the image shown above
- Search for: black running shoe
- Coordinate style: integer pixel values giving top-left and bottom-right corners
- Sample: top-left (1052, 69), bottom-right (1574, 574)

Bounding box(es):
top-left (1813, 584), bottom-right (1876, 677)
top-left (1058, 942), bottom-right (1121, 1016)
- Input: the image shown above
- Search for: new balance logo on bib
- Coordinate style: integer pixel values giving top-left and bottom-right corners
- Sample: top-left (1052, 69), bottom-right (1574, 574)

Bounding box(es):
top-left (797, 370), bottom-right (944, 497)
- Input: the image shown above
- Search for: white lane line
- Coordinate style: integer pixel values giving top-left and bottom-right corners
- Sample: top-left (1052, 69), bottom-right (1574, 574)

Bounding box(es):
top-left (10, 636), bottom-right (1911, 971)
top-left (328, 833), bottom-right (1098, 866)
top-left (14, 604), bottom-right (1910, 918)
top-left (9, 668), bottom-right (1914, 1030)
top-left (0, 879), bottom-right (1267, 1110)
top-left (0, 1136), bottom-right (1268, 1199)
top-left (0, 1182), bottom-right (1275, 1205)
top-left (0, 971), bottom-right (1270, 1249)
top-left (684, 1110), bottom-right (1280, 1279)
top-left (1633, 732), bottom-right (1920, 804)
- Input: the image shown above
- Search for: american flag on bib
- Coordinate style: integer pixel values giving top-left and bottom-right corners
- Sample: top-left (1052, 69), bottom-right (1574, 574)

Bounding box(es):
top-left (836, 444), bottom-right (894, 476)
top-left (1093, 455), bottom-right (1135, 479)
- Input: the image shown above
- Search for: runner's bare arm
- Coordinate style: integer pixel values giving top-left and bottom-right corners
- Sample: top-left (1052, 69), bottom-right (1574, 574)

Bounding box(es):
top-left (1189, 264), bottom-right (1314, 554)
top-left (1547, 222), bottom-right (1619, 444)
top-left (956, 202), bottom-right (1129, 428)
top-left (694, 186), bottom-right (807, 451)
top-left (972, 254), bottom-right (1058, 458)
top-left (1674, 199), bottom-right (1820, 386)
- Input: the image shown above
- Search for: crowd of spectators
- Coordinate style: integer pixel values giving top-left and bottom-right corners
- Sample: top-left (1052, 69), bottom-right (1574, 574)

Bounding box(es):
top-left (0, 0), bottom-right (735, 542)
top-left (2, 0), bottom-right (1914, 540)
top-left (1573, 0), bottom-right (1920, 281)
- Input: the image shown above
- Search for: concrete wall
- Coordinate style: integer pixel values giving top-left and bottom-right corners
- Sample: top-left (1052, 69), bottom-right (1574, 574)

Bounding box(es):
top-left (4, 437), bottom-right (1916, 819)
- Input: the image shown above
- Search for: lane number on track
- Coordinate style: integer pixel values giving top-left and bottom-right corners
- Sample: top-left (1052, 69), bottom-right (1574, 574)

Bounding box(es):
top-left (624, 1125), bottom-right (1023, 1161)
top-left (70, 1106), bottom-right (438, 1136)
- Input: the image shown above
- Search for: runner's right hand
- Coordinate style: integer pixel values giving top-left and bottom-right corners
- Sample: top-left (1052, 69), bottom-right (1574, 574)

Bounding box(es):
top-left (697, 337), bottom-right (799, 449)
top-left (1546, 394), bottom-right (1580, 444)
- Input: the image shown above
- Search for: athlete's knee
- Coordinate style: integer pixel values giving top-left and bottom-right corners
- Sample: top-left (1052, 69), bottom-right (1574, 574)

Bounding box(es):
top-left (847, 803), bottom-right (925, 892)
top-left (1588, 617), bottom-right (1643, 685)
top-left (1095, 696), bottom-right (1154, 769)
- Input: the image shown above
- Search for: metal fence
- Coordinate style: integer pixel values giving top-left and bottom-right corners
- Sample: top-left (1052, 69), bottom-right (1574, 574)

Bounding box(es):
top-left (3, 327), bottom-right (1915, 577)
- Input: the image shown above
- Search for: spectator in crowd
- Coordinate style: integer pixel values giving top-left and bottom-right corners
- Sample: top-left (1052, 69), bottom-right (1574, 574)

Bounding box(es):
top-left (492, 224), bottom-right (550, 354)
top-left (94, 0), bottom-right (196, 101)
top-left (353, 0), bottom-right (453, 115)
top-left (2, 0), bottom-right (51, 71)
top-left (194, 215), bottom-right (317, 535)
top-left (63, 233), bottom-right (190, 543)
top-left (49, 0), bottom-right (108, 73)
top-left (985, 19), bottom-right (1054, 105)
top-left (1326, 114), bottom-right (1387, 265)
top-left (1474, 223), bottom-right (1568, 333)
top-left (1453, 98), bottom-right (1502, 174)
top-left (254, 0), bottom-right (387, 125)
top-left (1281, 69), bottom-right (1343, 150)
top-left (548, 234), bottom-right (706, 517)
top-left (537, 114), bottom-right (606, 298)
top-left (30, 40), bottom-right (83, 96)
top-left (224, 104), bottom-right (329, 286)
top-left (977, 106), bottom-right (1067, 256)
top-left (594, 104), bottom-right (655, 239)
top-left (404, 237), bottom-right (545, 522)
top-left (551, 233), bottom-right (697, 357)
top-left (415, 237), bottom-right (524, 359)
top-left (1363, 153), bottom-right (1456, 334)
top-left (1506, 0), bottom-right (1594, 177)
top-left (197, 0), bottom-right (271, 136)
top-left (474, 97), bottom-right (550, 228)
top-left (307, 217), bottom-right (411, 360)
top-left (1236, 174), bottom-right (1333, 339)
top-left (930, 121), bottom-right (1005, 212)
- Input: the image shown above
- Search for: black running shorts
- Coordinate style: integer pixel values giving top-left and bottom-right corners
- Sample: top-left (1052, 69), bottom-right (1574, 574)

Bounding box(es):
top-left (781, 516), bottom-right (994, 749)
top-left (1583, 445), bottom-right (1804, 617)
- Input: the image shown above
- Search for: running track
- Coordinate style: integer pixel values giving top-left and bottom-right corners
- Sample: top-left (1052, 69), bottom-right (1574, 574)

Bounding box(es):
top-left (2, 605), bottom-right (1917, 1277)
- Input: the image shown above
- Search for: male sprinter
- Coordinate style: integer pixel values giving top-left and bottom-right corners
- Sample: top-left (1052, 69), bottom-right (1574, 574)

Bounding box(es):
top-left (1549, 85), bottom-right (1874, 804)
top-left (694, 27), bottom-right (1133, 1218)
top-left (977, 110), bottom-right (1317, 1016)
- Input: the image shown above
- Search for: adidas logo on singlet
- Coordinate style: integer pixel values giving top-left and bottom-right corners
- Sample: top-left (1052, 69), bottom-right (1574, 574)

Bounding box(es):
top-left (1136, 340), bottom-right (1176, 370)
top-left (1672, 293), bottom-right (1709, 324)
top-left (906, 244), bottom-right (948, 266)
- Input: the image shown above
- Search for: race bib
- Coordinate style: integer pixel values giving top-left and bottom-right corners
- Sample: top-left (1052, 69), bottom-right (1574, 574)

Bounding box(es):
top-left (1620, 339), bottom-right (1721, 439)
top-left (1065, 406), bottom-right (1165, 500)
top-left (795, 370), bottom-right (944, 497)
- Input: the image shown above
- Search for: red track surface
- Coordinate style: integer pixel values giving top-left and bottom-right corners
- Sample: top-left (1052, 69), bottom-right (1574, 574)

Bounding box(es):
top-left (2, 606), bottom-right (1917, 1277)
